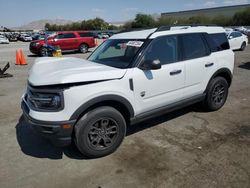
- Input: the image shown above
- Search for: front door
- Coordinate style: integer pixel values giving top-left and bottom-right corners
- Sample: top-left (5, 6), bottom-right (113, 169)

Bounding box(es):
top-left (132, 35), bottom-right (185, 115)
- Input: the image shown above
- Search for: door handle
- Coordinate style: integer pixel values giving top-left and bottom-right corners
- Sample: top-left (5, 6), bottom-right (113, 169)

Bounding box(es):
top-left (205, 63), bottom-right (214, 67)
top-left (170, 70), bottom-right (182, 76)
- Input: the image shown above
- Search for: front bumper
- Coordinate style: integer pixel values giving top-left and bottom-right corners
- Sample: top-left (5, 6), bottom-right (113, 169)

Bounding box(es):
top-left (21, 100), bottom-right (76, 147)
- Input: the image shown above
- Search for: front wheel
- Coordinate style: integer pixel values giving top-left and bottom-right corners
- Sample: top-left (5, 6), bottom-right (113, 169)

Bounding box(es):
top-left (203, 77), bottom-right (229, 111)
top-left (79, 44), bottom-right (88, 54)
top-left (74, 106), bottom-right (126, 158)
top-left (39, 47), bottom-right (48, 57)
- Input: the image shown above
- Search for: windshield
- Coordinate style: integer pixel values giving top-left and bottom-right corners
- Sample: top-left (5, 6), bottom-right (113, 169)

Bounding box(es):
top-left (88, 39), bottom-right (145, 68)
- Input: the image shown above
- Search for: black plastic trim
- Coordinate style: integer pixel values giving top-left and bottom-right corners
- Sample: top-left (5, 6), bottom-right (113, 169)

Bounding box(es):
top-left (155, 24), bottom-right (217, 32)
top-left (21, 101), bottom-right (75, 147)
top-left (129, 78), bottom-right (134, 91)
top-left (130, 94), bottom-right (205, 125)
top-left (70, 95), bottom-right (135, 120)
top-left (206, 68), bottom-right (233, 90)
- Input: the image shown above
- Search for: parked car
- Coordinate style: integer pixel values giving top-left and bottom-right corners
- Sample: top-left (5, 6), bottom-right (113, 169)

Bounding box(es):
top-left (0, 35), bottom-right (9, 44)
top-left (224, 27), bottom-right (234, 33)
top-left (22, 26), bottom-right (234, 158)
top-left (97, 32), bottom-right (110, 39)
top-left (29, 31), bottom-right (96, 56)
top-left (227, 31), bottom-right (248, 50)
top-left (20, 34), bottom-right (32, 42)
top-left (32, 34), bottom-right (45, 41)
top-left (7, 34), bottom-right (18, 42)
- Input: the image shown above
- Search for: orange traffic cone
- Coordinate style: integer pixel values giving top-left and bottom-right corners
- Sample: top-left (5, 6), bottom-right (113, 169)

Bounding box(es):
top-left (15, 50), bottom-right (21, 65)
top-left (19, 49), bottom-right (27, 65)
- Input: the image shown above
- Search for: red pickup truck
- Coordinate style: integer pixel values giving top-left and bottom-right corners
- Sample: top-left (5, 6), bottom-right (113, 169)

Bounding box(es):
top-left (30, 31), bottom-right (96, 56)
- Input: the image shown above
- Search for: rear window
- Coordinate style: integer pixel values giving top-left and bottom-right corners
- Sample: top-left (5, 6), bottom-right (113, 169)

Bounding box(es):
top-left (79, 32), bottom-right (94, 37)
top-left (206, 33), bottom-right (230, 52)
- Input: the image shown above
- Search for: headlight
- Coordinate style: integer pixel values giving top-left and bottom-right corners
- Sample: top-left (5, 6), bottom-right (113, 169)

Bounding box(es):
top-left (27, 90), bottom-right (64, 112)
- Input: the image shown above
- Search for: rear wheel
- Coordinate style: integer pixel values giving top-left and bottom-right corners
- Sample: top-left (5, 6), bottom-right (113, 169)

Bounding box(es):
top-left (74, 106), bottom-right (126, 158)
top-left (79, 44), bottom-right (88, 54)
top-left (240, 42), bottom-right (246, 51)
top-left (203, 77), bottom-right (229, 111)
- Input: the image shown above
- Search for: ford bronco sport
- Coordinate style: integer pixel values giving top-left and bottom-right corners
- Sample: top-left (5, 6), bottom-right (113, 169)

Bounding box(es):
top-left (22, 26), bottom-right (234, 158)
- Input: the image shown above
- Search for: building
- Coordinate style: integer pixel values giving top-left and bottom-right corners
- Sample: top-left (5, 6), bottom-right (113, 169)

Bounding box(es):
top-left (161, 4), bottom-right (250, 18)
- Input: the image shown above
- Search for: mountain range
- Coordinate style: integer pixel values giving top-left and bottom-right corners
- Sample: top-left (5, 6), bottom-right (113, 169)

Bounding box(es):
top-left (12, 19), bottom-right (73, 30)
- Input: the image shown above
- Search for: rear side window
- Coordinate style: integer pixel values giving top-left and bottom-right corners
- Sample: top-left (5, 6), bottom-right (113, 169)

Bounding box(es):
top-left (233, 32), bottom-right (242, 38)
top-left (206, 33), bottom-right (230, 52)
top-left (79, 32), bottom-right (94, 37)
top-left (56, 33), bottom-right (76, 39)
top-left (181, 34), bottom-right (208, 60)
top-left (63, 33), bottom-right (76, 38)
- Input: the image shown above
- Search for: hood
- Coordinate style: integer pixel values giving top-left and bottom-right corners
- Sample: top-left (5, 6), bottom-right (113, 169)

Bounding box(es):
top-left (29, 57), bottom-right (127, 86)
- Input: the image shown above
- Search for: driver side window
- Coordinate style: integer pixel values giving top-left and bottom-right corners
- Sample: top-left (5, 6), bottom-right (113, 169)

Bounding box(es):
top-left (143, 35), bottom-right (178, 65)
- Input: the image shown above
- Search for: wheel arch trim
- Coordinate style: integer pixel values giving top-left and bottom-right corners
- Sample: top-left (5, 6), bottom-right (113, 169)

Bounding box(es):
top-left (205, 67), bottom-right (233, 93)
top-left (70, 94), bottom-right (135, 121)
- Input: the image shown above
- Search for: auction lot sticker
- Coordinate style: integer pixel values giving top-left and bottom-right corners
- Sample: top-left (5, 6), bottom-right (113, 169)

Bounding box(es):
top-left (127, 41), bottom-right (144, 47)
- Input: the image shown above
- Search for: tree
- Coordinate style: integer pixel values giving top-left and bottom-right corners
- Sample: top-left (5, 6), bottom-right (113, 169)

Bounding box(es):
top-left (232, 8), bottom-right (250, 26)
top-left (131, 14), bottom-right (156, 28)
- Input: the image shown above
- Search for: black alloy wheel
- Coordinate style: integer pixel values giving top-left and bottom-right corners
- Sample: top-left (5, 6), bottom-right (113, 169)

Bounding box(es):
top-left (87, 118), bottom-right (119, 150)
top-left (74, 106), bottom-right (126, 158)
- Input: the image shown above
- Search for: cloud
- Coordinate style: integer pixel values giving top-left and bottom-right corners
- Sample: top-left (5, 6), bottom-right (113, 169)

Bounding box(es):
top-left (91, 8), bottom-right (105, 13)
top-left (204, 1), bottom-right (217, 7)
top-left (121, 7), bottom-right (139, 20)
top-left (91, 8), bottom-right (106, 18)
top-left (185, 3), bottom-right (195, 8)
top-left (123, 8), bottom-right (138, 12)
top-left (223, 0), bottom-right (249, 5)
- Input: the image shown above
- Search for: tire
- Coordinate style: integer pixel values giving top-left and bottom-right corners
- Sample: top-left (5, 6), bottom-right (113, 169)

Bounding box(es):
top-left (39, 47), bottom-right (48, 57)
top-left (74, 106), bottom-right (126, 158)
top-left (79, 44), bottom-right (88, 54)
top-left (240, 42), bottom-right (246, 51)
top-left (203, 77), bottom-right (229, 111)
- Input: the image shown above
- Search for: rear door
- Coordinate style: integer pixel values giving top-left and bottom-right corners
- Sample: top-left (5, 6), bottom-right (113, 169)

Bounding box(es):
top-left (53, 33), bottom-right (78, 50)
top-left (133, 35), bottom-right (185, 114)
top-left (180, 33), bottom-right (217, 99)
top-left (229, 32), bottom-right (241, 50)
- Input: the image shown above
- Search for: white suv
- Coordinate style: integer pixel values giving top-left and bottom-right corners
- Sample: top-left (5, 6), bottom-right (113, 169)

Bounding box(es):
top-left (22, 26), bottom-right (234, 158)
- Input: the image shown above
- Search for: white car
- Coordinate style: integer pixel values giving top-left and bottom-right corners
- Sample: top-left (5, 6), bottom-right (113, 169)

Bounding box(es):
top-left (227, 31), bottom-right (248, 51)
top-left (20, 35), bottom-right (32, 42)
top-left (0, 35), bottom-right (9, 44)
top-left (21, 26), bottom-right (234, 158)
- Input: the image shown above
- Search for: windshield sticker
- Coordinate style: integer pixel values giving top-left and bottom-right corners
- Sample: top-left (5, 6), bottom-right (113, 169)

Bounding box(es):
top-left (127, 41), bottom-right (144, 47)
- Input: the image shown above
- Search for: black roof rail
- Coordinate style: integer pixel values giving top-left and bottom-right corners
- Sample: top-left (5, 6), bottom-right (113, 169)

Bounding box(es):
top-left (117, 28), bottom-right (151, 34)
top-left (155, 24), bottom-right (218, 32)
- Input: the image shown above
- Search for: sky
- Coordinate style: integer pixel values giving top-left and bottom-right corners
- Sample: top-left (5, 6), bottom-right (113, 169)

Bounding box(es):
top-left (0, 0), bottom-right (249, 27)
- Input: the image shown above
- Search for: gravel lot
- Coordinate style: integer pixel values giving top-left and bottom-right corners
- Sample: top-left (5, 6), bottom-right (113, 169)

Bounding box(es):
top-left (0, 41), bottom-right (250, 188)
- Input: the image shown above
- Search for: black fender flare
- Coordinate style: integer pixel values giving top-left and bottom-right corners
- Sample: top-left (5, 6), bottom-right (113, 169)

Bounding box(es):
top-left (70, 94), bottom-right (135, 120)
top-left (205, 68), bottom-right (233, 93)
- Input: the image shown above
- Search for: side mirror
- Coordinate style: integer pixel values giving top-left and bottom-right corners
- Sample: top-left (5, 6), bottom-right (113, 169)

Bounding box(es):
top-left (229, 36), bottom-right (233, 39)
top-left (140, 59), bottom-right (161, 70)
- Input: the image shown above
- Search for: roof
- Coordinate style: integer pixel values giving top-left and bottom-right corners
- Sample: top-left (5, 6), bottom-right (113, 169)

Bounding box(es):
top-left (110, 26), bottom-right (226, 40)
